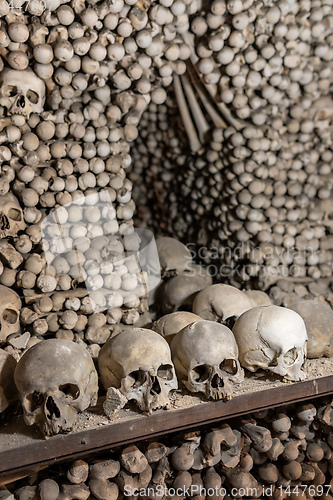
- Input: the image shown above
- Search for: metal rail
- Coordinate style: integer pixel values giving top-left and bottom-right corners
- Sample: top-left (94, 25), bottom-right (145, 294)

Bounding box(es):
top-left (0, 375), bottom-right (333, 483)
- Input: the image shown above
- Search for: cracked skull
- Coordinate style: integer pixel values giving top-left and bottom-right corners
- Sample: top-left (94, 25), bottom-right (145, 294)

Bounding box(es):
top-left (0, 192), bottom-right (26, 238)
top-left (0, 68), bottom-right (46, 117)
top-left (171, 320), bottom-right (244, 401)
top-left (233, 305), bottom-right (308, 381)
top-left (98, 328), bottom-right (178, 412)
top-left (14, 339), bottom-right (98, 437)
top-left (0, 284), bottom-right (21, 343)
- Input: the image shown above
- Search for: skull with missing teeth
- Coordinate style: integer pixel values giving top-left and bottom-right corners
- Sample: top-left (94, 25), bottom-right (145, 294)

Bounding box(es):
top-left (233, 305), bottom-right (308, 381)
top-left (98, 328), bottom-right (178, 412)
top-left (14, 339), bottom-right (98, 437)
top-left (0, 193), bottom-right (26, 238)
top-left (171, 320), bottom-right (244, 401)
top-left (0, 68), bottom-right (46, 117)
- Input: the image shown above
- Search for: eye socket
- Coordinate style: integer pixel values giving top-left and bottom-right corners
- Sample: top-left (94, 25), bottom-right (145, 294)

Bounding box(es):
top-left (127, 370), bottom-right (146, 389)
top-left (3, 85), bottom-right (17, 97)
top-left (8, 208), bottom-right (22, 221)
top-left (220, 359), bottom-right (238, 375)
top-left (192, 364), bottom-right (209, 383)
top-left (59, 383), bottom-right (80, 400)
top-left (283, 348), bottom-right (298, 365)
top-left (3, 308), bottom-right (18, 324)
top-left (157, 364), bottom-right (174, 381)
top-left (26, 391), bottom-right (44, 412)
top-left (27, 89), bottom-right (39, 104)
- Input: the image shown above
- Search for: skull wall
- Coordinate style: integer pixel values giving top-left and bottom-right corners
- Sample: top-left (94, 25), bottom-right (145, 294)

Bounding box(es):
top-left (0, 0), bottom-right (202, 355)
top-left (128, 0), bottom-right (333, 292)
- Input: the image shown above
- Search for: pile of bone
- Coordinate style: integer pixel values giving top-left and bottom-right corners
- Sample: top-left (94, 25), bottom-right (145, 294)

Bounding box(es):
top-left (3, 396), bottom-right (333, 500)
top-left (0, 0), bottom-right (211, 351)
top-left (5, 251), bottom-right (333, 437)
top-left (129, 0), bottom-right (333, 288)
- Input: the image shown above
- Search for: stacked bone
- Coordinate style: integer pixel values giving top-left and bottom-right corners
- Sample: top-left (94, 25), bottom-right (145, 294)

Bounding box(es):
top-left (129, 0), bottom-right (333, 291)
top-left (0, 0), bottom-right (204, 353)
top-left (4, 397), bottom-right (333, 499)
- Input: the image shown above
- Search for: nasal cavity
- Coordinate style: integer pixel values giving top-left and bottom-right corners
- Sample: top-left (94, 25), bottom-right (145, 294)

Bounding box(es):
top-left (211, 373), bottom-right (223, 389)
top-left (46, 396), bottom-right (61, 419)
top-left (18, 95), bottom-right (25, 107)
top-left (150, 376), bottom-right (161, 395)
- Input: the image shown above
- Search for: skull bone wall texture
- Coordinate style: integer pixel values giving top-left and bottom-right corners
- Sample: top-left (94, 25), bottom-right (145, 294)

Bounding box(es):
top-left (0, 0), bottom-right (199, 349)
top-left (0, 0), bottom-right (332, 355)
top-left (129, 0), bottom-right (333, 291)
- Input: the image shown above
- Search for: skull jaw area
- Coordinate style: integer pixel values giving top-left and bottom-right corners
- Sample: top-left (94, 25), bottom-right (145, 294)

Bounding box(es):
top-left (243, 346), bottom-right (307, 382)
top-left (268, 347), bottom-right (307, 382)
top-left (23, 392), bottom-right (79, 438)
top-left (121, 369), bottom-right (177, 413)
top-left (185, 366), bottom-right (238, 401)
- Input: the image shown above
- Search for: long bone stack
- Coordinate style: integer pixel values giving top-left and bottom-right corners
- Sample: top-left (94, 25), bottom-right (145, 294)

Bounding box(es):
top-left (129, 0), bottom-right (333, 292)
top-left (4, 396), bottom-right (333, 498)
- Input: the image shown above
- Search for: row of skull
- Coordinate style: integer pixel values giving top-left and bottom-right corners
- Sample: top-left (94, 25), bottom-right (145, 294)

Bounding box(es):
top-left (4, 301), bottom-right (308, 437)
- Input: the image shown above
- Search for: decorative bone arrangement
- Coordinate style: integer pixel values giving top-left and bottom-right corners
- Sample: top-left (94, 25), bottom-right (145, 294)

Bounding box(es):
top-left (0, 0), bottom-right (331, 440)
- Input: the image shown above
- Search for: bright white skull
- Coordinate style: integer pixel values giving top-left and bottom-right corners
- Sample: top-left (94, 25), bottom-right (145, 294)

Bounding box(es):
top-left (0, 284), bottom-right (21, 343)
top-left (0, 192), bottom-right (26, 239)
top-left (98, 328), bottom-right (178, 412)
top-left (233, 305), bottom-right (308, 381)
top-left (0, 349), bottom-right (17, 413)
top-left (171, 320), bottom-right (244, 400)
top-left (14, 339), bottom-right (98, 437)
top-left (0, 68), bottom-right (46, 117)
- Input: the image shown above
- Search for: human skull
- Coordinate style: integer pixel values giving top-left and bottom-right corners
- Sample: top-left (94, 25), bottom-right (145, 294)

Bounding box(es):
top-left (171, 320), bottom-right (244, 401)
top-left (14, 339), bottom-right (98, 437)
top-left (0, 193), bottom-right (26, 238)
top-left (98, 328), bottom-right (178, 412)
top-left (0, 285), bottom-right (21, 343)
top-left (233, 305), bottom-right (308, 381)
top-left (156, 237), bottom-right (193, 277)
top-left (0, 349), bottom-right (17, 413)
top-left (290, 300), bottom-right (333, 358)
top-left (161, 275), bottom-right (208, 314)
top-left (0, 68), bottom-right (46, 117)
top-left (153, 311), bottom-right (202, 344)
top-left (192, 284), bottom-right (253, 328)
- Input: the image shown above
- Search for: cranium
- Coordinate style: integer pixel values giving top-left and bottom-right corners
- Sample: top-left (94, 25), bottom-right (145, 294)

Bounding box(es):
top-left (14, 339), bottom-right (98, 437)
top-left (192, 284), bottom-right (253, 328)
top-left (171, 320), bottom-right (244, 401)
top-left (153, 311), bottom-right (202, 344)
top-left (156, 237), bottom-right (193, 277)
top-left (0, 349), bottom-right (17, 414)
top-left (290, 300), bottom-right (333, 359)
top-left (0, 284), bottom-right (21, 343)
top-left (0, 192), bottom-right (26, 239)
top-left (233, 305), bottom-right (308, 381)
top-left (0, 68), bottom-right (46, 117)
top-left (98, 328), bottom-right (178, 412)
top-left (161, 275), bottom-right (208, 314)
top-left (245, 290), bottom-right (272, 307)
